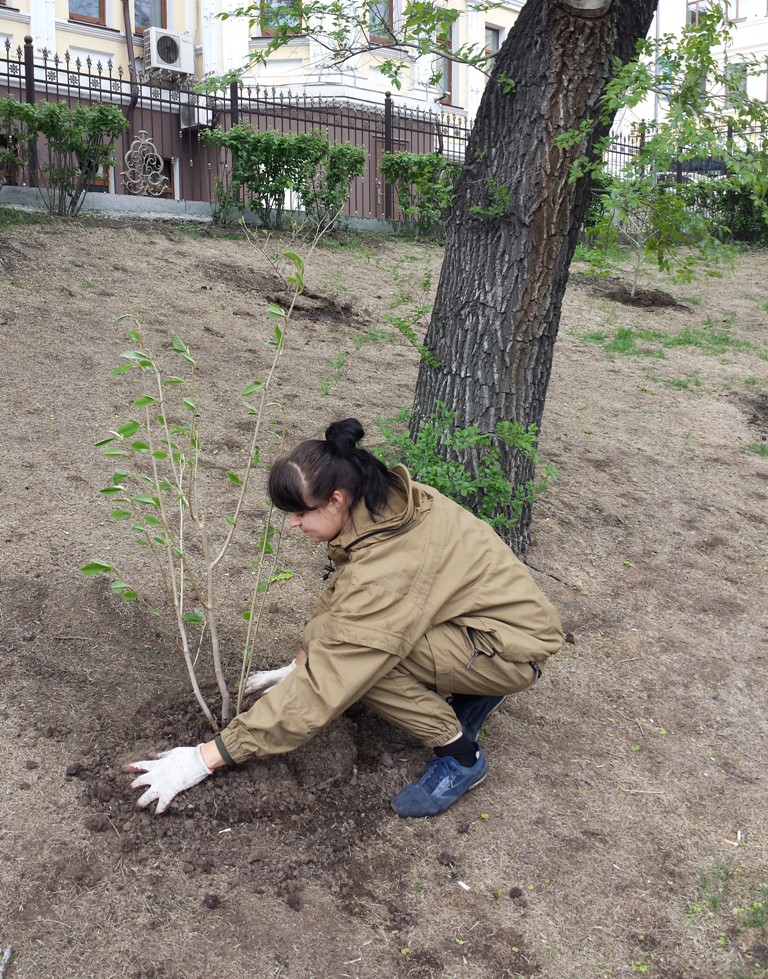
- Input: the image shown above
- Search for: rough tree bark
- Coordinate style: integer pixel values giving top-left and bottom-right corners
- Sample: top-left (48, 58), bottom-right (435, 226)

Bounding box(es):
top-left (410, 0), bottom-right (658, 554)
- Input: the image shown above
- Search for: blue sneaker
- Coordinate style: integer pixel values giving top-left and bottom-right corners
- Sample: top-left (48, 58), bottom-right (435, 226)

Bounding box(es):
top-left (391, 749), bottom-right (488, 818)
top-left (451, 694), bottom-right (508, 742)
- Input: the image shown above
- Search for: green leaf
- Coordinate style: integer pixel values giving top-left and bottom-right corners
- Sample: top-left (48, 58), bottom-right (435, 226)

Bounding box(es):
top-left (110, 509), bottom-right (132, 520)
top-left (282, 250), bottom-right (304, 274)
top-left (267, 303), bottom-right (285, 320)
top-left (162, 377), bottom-right (185, 386)
top-left (110, 364), bottom-right (133, 376)
top-left (117, 420), bottom-right (142, 439)
top-left (242, 610), bottom-right (251, 621)
top-left (152, 450), bottom-right (168, 460)
top-left (103, 448), bottom-right (129, 457)
top-left (182, 399), bottom-right (196, 413)
top-left (80, 559), bottom-right (114, 576)
top-left (241, 380), bottom-right (265, 396)
top-left (144, 515), bottom-right (162, 527)
top-left (227, 471), bottom-right (243, 486)
top-left (133, 396), bottom-right (157, 407)
top-left (251, 449), bottom-right (261, 467)
top-left (94, 436), bottom-right (116, 447)
top-left (132, 494), bottom-right (157, 506)
top-left (182, 610), bottom-right (206, 624)
top-left (131, 441), bottom-right (151, 453)
top-left (225, 516), bottom-right (236, 526)
top-left (171, 332), bottom-right (196, 365)
top-left (119, 351), bottom-right (153, 367)
top-left (99, 486), bottom-right (124, 495)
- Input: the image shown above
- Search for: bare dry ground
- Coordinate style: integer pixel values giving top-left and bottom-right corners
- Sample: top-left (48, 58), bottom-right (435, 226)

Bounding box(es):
top-left (1, 211), bottom-right (767, 979)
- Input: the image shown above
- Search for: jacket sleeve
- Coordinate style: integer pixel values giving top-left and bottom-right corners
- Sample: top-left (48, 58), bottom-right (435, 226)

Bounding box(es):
top-left (217, 634), bottom-right (401, 764)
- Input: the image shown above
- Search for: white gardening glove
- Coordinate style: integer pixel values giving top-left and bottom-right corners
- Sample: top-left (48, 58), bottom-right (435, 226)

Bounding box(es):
top-left (243, 661), bottom-right (297, 697)
top-left (123, 745), bottom-right (213, 814)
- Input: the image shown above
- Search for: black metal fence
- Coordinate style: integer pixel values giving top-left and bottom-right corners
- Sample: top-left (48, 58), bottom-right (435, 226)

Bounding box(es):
top-left (3, 36), bottom-right (762, 222)
top-left (0, 35), bottom-right (473, 219)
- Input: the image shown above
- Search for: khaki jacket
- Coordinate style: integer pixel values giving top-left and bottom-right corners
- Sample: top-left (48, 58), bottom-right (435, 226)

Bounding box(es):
top-left (219, 466), bottom-right (563, 764)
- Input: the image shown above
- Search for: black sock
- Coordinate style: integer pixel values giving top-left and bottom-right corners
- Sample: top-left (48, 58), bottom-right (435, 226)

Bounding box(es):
top-left (434, 733), bottom-right (478, 768)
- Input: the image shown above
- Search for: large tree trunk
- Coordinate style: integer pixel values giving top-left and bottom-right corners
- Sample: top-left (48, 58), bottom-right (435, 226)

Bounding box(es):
top-left (410, 0), bottom-right (658, 553)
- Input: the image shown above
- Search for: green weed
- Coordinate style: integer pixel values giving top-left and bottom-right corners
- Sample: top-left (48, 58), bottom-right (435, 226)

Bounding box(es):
top-left (583, 319), bottom-right (752, 359)
top-left (745, 443), bottom-right (768, 457)
top-left (0, 205), bottom-right (49, 232)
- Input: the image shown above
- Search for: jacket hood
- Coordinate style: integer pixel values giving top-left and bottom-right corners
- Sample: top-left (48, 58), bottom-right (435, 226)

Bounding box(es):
top-left (328, 465), bottom-right (432, 561)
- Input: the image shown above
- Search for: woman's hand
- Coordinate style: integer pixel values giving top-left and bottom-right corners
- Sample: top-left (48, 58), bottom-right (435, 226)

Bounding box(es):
top-left (123, 744), bottom-right (216, 814)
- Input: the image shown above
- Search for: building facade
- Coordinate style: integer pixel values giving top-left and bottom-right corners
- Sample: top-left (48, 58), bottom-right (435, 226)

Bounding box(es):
top-left (614, 0), bottom-right (768, 135)
top-left (0, 0), bottom-right (523, 123)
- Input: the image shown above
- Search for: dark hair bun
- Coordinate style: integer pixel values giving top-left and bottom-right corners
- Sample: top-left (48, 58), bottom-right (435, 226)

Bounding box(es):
top-left (326, 418), bottom-right (364, 455)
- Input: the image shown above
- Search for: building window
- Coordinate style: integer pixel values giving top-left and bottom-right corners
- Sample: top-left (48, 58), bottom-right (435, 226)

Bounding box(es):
top-left (259, 0), bottom-right (301, 36)
top-left (134, 0), bottom-right (166, 32)
top-left (69, 0), bottom-right (106, 25)
top-left (734, 0), bottom-right (765, 18)
top-left (438, 30), bottom-right (452, 105)
top-left (369, 0), bottom-right (393, 43)
top-left (485, 25), bottom-right (500, 71)
top-left (686, 1), bottom-right (708, 25)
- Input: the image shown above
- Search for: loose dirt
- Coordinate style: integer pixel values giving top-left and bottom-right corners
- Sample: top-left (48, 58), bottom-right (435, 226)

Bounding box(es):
top-left (1, 214), bottom-right (766, 979)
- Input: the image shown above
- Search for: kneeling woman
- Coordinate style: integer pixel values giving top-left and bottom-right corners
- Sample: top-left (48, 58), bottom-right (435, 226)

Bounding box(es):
top-left (126, 418), bottom-right (564, 818)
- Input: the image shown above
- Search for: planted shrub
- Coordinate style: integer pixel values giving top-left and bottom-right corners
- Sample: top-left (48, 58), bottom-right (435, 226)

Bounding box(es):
top-left (0, 97), bottom-right (128, 215)
top-left (201, 126), bottom-right (364, 230)
top-left (379, 150), bottom-right (460, 235)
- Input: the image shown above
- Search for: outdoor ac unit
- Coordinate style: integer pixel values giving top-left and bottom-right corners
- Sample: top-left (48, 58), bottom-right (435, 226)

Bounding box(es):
top-left (144, 28), bottom-right (195, 76)
top-left (180, 104), bottom-right (213, 130)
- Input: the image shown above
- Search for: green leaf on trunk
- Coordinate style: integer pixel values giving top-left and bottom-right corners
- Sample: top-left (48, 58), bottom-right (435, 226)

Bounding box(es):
top-left (133, 396), bottom-right (157, 407)
top-left (227, 471), bottom-right (242, 485)
top-left (110, 509), bottom-right (132, 520)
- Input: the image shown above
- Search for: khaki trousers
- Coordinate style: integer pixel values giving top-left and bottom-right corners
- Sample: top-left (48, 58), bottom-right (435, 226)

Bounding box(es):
top-left (360, 621), bottom-right (538, 748)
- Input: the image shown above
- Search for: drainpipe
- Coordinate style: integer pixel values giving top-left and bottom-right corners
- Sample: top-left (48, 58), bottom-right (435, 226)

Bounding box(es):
top-left (24, 36), bottom-right (39, 186)
top-left (122, 0), bottom-right (140, 111)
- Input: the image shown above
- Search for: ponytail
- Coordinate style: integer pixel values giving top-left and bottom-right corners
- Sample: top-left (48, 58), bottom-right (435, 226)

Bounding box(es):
top-left (268, 418), bottom-right (394, 517)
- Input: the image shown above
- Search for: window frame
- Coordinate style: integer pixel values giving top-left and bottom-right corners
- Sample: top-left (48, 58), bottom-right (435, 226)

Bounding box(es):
top-left (368, 0), bottom-right (394, 44)
top-left (437, 28), bottom-right (453, 105)
top-left (69, 0), bottom-right (107, 26)
top-left (484, 24), bottom-right (500, 68)
top-left (732, 0), bottom-right (767, 20)
top-left (259, 0), bottom-right (303, 38)
top-left (686, 0), bottom-right (707, 25)
top-left (133, 0), bottom-right (167, 35)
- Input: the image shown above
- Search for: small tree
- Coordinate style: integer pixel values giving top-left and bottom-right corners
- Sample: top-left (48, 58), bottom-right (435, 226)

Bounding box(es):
top-left (81, 254), bottom-right (306, 730)
top-left (573, 4), bottom-right (768, 287)
top-left (34, 101), bottom-right (128, 216)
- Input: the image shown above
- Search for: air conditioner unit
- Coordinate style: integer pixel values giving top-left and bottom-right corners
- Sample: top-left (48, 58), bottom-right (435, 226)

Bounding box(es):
top-left (180, 104), bottom-right (213, 130)
top-left (144, 28), bottom-right (195, 76)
